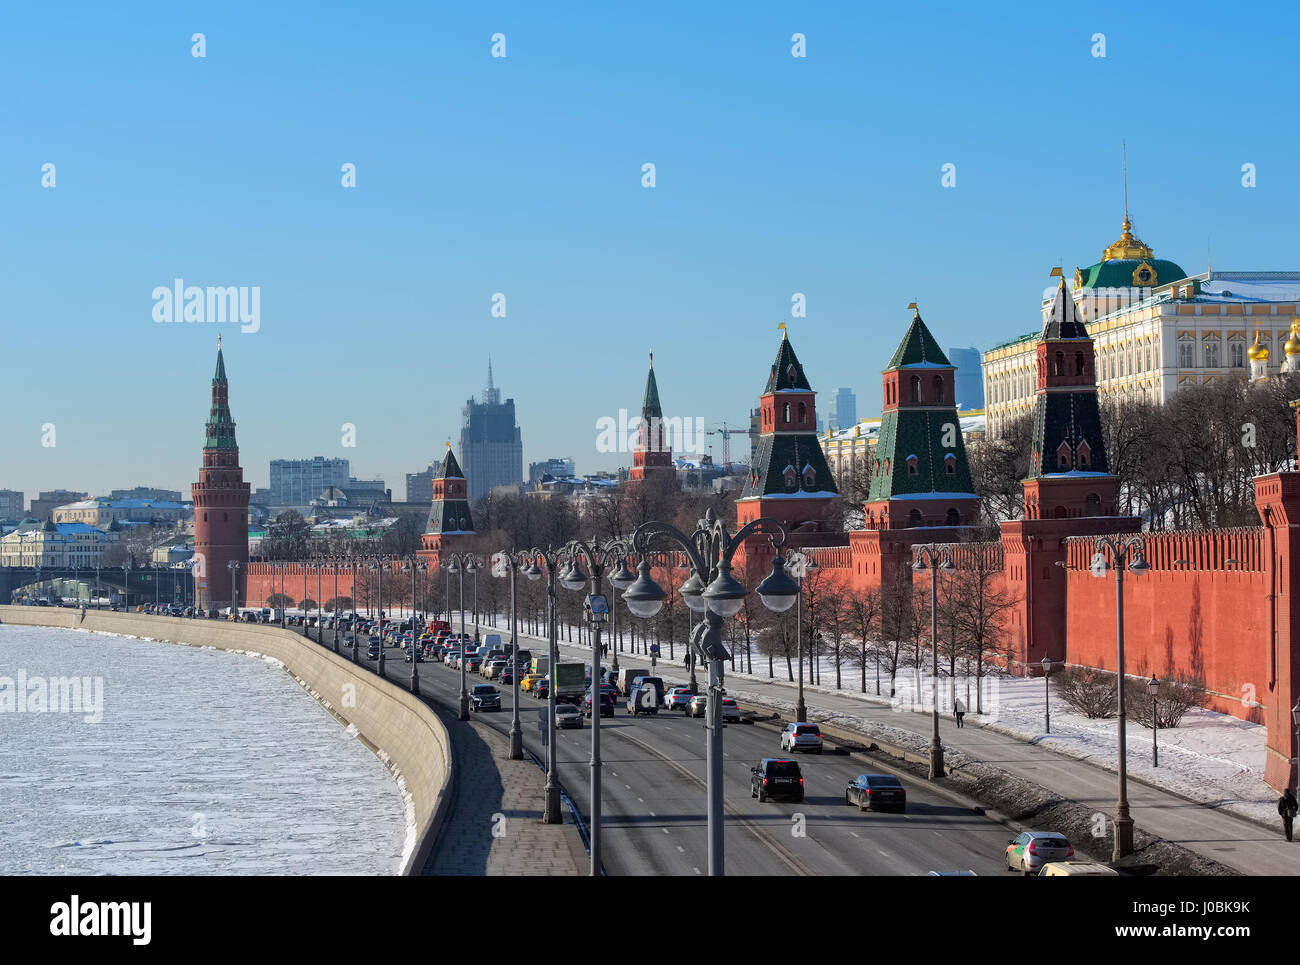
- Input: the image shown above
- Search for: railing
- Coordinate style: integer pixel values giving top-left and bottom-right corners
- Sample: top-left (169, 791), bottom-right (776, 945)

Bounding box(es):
top-left (1063, 527), bottom-right (1264, 571)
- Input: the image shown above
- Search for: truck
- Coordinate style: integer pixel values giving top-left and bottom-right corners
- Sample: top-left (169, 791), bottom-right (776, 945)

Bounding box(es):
top-left (552, 661), bottom-right (586, 705)
top-left (530, 655), bottom-right (552, 678)
top-left (617, 668), bottom-right (646, 697)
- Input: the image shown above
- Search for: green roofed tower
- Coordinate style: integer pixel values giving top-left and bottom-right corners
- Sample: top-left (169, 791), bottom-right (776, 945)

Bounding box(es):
top-left (737, 327), bottom-right (837, 532)
top-left (628, 351), bottom-right (677, 490)
top-left (420, 445), bottom-right (477, 568)
top-left (864, 308), bottom-right (979, 530)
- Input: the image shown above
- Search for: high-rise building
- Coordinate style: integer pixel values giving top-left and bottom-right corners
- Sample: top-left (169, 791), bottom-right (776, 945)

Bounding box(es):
top-left (30, 491), bottom-right (88, 521)
top-left (830, 387), bottom-right (857, 431)
top-left (0, 490), bottom-right (24, 519)
top-left (268, 457), bottom-right (350, 506)
top-left (192, 338), bottom-right (251, 610)
top-left (460, 361), bottom-right (523, 505)
top-left (406, 465), bottom-right (435, 504)
top-left (109, 486), bottom-right (184, 503)
top-left (947, 347), bottom-right (986, 410)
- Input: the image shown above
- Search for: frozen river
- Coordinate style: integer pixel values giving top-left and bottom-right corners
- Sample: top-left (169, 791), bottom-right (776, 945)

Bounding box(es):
top-left (0, 623), bottom-right (406, 875)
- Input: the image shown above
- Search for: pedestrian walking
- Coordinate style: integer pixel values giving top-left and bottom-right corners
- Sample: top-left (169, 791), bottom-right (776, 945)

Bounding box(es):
top-left (1279, 788), bottom-right (1298, 841)
top-left (954, 697), bottom-right (966, 729)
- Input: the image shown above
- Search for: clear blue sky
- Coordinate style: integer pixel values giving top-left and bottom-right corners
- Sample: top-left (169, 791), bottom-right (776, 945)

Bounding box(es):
top-left (3, 0), bottom-right (1298, 501)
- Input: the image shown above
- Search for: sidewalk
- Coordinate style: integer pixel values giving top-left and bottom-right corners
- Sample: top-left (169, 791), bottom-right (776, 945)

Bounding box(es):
top-left (493, 620), bottom-right (1299, 876)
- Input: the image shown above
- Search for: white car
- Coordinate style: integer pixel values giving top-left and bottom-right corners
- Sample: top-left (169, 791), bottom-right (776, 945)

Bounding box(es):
top-left (780, 722), bottom-right (824, 754)
top-left (555, 703), bottom-right (583, 729)
top-left (665, 687), bottom-right (694, 711)
top-left (720, 697), bottom-right (741, 722)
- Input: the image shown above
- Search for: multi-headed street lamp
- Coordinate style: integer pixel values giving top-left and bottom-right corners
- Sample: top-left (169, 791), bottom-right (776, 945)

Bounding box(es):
top-left (227, 559), bottom-right (243, 622)
top-left (785, 552), bottom-right (818, 722)
top-left (402, 555), bottom-right (429, 693)
top-left (367, 557), bottom-right (392, 676)
top-left (621, 508), bottom-right (799, 876)
top-left (445, 552), bottom-right (481, 721)
top-left (913, 545), bottom-right (955, 780)
top-left (557, 536), bottom-right (633, 877)
top-left (518, 547), bottom-right (567, 823)
top-left (329, 555), bottom-right (342, 653)
top-left (1090, 533), bottom-right (1149, 861)
top-left (491, 550), bottom-right (535, 761)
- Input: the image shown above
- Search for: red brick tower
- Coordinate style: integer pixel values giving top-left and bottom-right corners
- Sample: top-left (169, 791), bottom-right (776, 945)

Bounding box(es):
top-left (627, 352), bottom-right (676, 490)
top-left (191, 336), bottom-right (251, 610)
top-left (419, 444), bottom-right (476, 570)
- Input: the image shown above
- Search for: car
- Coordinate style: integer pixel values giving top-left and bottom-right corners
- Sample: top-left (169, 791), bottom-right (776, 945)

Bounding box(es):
top-left (688, 694), bottom-right (708, 718)
top-left (404, 648), bottom-right (424, 663)
top-left (485, 660), bottom-right (507, 680)
top-left (465, 655), bottom-right (483, 673)
top-left (582, 691), bottom-right (615, 718)
top-left (720, 697), bottom-right (741, 722)
top-left (780, 722), bottom-right (824, 754)
top-left (521, 673), bottom-right (542, 693)
top-left (534, 677), bottom-right (550, 699)
top-left (1005, 832), bottom-right (1074, 875)
top-left (366, 643), bottom-right (381, 661)
top-left (555, 703), bottom-right (583, 729)
top-left (499, 667), bottom-right (515, 686)
top-left (665, 687), bottom-right (693, 711)
top-left (750, 759), bottom-right (803, 803)
top-left (368, 634), bottom-right (382, 646)
top-left (845, 773), bottom-right (906, 813)
top-left (470, 684), bottom-right (502, 712)
top-left (1038, 861), bottom-right (1118, 877)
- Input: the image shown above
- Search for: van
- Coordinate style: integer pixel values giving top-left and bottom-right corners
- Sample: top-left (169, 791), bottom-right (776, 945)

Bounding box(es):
top-left (481, 633), bottom-right (502, 650)
top-left (627, 675), bottom-right (665, 715)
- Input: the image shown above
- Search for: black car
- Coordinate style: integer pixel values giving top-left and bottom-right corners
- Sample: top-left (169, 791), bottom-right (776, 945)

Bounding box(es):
top-left (582, 691), bottom-right (615, 718)
top-left (750, 759), bottom-right (804, 803)
top-left (845, 773), bottom-right (906, 813)
top-left (470, 684), bottom-right (501, 712)
top-left (367, 643), bottom-right (381, 660)
top-left (404, 648), bottom-right (424, 663)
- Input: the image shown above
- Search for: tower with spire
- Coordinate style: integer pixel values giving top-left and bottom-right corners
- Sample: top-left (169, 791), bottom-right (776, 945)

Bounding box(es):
top-left (419, 443), bottom-right (476, 568)
top-left (460, 359), bottom-right (523, 504)
top-left (627, 351), bottom-right (677, 490)
top-left (191, 336), bottom-right (251, 610)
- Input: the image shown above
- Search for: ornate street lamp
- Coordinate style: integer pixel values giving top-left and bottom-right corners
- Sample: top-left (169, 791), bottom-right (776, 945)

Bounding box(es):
top-left (402, 555), bottom-right (429, 693)
top-left (492, 550), bottom-right (532, 760)
top-left (1090, 533), bottom-right (1149, 861)
top-left (621, 507), bottom-right (796, 876)
top-left (519, 547), bottom-right (567, 822)
top-left (913, 545), bottom-right (956, 780)
top-left (444, 552), bottom-right (481, 721)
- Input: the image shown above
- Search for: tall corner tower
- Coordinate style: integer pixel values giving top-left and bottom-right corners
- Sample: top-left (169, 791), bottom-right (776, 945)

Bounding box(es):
top-left (191, 337), bottom-right (251, 609)
top-left (628, 352), bottom-right (677, 490)
top-left (737, 327), bottom-right (836, 531)
top-left (864, 307), bottom-right (978, 530)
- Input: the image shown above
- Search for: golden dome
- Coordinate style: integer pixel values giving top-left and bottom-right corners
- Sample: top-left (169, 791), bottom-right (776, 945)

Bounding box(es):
top-left (1102, 215), bottom-right (1155, 262)
top-left (1285, 320), bottom-right (1300, 357)
top-left (1248, 330), bottom-right (1270, 361)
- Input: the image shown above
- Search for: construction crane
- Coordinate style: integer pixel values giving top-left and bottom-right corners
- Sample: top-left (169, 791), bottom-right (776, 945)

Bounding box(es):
top-left (706, 422), bottom-right (746, 473)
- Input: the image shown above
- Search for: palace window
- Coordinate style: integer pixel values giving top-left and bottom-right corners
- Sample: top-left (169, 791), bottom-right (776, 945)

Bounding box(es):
top-left (1178, 336), bottom-right (1195, 369)
top-left (1230, 339), bottom-right (1245, 368)
top-left (1204, 339), bottom-right (1220, 368)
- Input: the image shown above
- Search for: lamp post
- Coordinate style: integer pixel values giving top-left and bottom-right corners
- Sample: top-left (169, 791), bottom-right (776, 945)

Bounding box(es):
top-left (518, 548), bottom-right (566, 822)
top-left (349, 558), bottom-right (361, 663)
top-left (369, 557), bottom-right (390, 677)
top-left (1042, 655), bottom-right (1053, 734)
top-left (122, 562), bottom-right (130, 610)
top-left (330, 555), bottom-right (341, 652)
top-left (492, 550), bottom-right (534, 760)
top-left (787, 552), bottom-right (818, 723)
top-left (558, 537), bottom-right (633, 876)
top-left (1090, 533), bottom-right (1149, 861)
top-left (1149, 673), bottom-right (1160, 767)
top-left (94, 564), bottom-right (102, 610)
top-left (445, 552), bottom-right (481, 721)
top-left (913, 545), bottom-right (955, 780)
top-left (622, 507), bottom-right (798, 876)
top-left (315, 556), bottom-right (324, 643)
top-left (153, 562), bottom-right (162, 607)
top-left (402, 556), bottom-right (428, 693)
top-left (472, 563), bottom-right (480, 645)
top-left (227, 560), bottom-right (242, 621)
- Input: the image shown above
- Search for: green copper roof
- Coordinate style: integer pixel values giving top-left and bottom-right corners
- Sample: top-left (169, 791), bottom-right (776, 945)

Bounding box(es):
top-left (642, 364), bottom-right (663, 418)
top-left (886, 314), bottom-right (951, 370)
top-left (764, 335), bottom-right (812, 393)
top-left (867, 408), bottom-right (975, 501)
top-left (1043, 282), bottom-right (1090, 340)
top-left (204, 346), bottom-right (238, 450)
top-left (435, 449), bottom-right (464, 480)
top-left (1077, 258), bottom-right (1188, 291)
top-left (214, 347), bottom-right (228, 383)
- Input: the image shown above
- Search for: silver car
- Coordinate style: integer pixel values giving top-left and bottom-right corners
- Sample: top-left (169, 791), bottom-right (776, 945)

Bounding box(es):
top-left (780, 722), bottom-right (824, 754)
top-left (1005, 831), bottom-right (1074, 874)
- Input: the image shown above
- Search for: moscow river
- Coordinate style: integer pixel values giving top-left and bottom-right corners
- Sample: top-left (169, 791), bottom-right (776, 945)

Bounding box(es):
top-left (0, 623), bottom-right (406, 875)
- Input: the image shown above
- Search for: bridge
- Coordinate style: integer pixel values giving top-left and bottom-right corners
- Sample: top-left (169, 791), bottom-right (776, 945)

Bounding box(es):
top-left (0, 565), bottom-right (194, 607)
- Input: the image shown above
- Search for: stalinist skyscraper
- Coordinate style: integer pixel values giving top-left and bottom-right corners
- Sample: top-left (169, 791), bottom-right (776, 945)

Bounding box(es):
top-left (460, 360), bottom-right (523, 504)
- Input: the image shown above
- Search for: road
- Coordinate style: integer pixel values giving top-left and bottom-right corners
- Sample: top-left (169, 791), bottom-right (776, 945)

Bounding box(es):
top-left (341, 627), bottom-right (1017, 876)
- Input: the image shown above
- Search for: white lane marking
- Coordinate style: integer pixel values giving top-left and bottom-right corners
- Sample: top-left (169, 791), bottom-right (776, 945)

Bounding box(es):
top-left (878, 849), bottom-right (890, 857)
top-left (624, 784), bottom-right (631, 790)
top-left (638, 797), bottom-right (644, 803)
top-left (849, 831), bottom-right (860, 838)
top-left (677, 845), bottom-right (685, 853)
top-left (611, 771), bottom-right (618, 777)
top-left (693, 867), bottom-right (701, 875)
top-left (663, 828), bottom-right (671, 835)
top-left (649, 811), bottom-right (656, 817)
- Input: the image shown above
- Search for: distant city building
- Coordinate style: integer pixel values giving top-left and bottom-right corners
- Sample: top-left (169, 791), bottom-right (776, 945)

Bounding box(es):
top-left (29, 491), bottom-right (88, 521)
top-left (54, 498), bottom-right (191, 528)
top-left (829, 387), bottom-right (857, 432)
top-left (406, 465), bottom-right (435, 504)
top-left (947, 348), bottom-right (985, 410)
top-left (749, 407), bottom-right (761, 464)
top-left (268, 457), bottom-right (350, 506)
top-left (109, 486), bottom-right (183, 503)
top-left (529, 458), bottom-right (576, 485)
top-left (822, 410), bottom-right (988, 495)
top-left (0, 490), bottom-right (24, 519)
top-left (460, 361), bottom-right (523, 504)
top-left (0, 520), bottom-right (117, 568)
top-left (345, 477), bottom-right (389, 503)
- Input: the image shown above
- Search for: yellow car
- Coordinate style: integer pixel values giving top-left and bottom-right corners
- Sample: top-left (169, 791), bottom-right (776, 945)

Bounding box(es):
top-left (1038, 861), bottom-right (1118, 876)
top-left (521, 673), bottom-right (542, 693)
